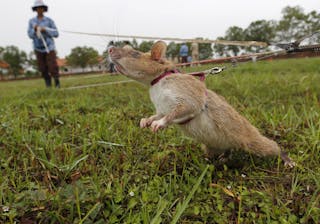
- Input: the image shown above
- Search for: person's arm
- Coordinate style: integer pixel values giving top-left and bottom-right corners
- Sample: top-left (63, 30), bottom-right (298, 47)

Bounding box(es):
top-left (27, 19), bottom-right (37, 39)
top-left (45, 18), bottom-right (59, 38)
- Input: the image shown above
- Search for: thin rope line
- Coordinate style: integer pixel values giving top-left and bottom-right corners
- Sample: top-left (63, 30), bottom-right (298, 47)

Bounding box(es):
top-left (62, 80), bottom-right (134, 90)
top-left (61, 30), bottom-right (268, 47)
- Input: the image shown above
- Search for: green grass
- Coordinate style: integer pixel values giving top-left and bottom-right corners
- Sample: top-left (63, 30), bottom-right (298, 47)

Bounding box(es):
top-left (0, 57), bottom-right (319, 223)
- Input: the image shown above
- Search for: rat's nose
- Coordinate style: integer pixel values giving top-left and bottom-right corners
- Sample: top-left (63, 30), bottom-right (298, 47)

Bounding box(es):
top-left (108, 47), bottom-right (115, 54)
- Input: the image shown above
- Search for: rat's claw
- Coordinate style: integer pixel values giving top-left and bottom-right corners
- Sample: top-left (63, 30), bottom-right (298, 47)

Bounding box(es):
top-left (281, 151), bottom-right (296, 168)
top-left (150, 120), bottom-right (166, 132)
top-left (140, 118), bottom-right (150, 128)
top-left (150, 122), bottom-right (160, 132)
top-left (284, 160), bottom-right (296, 168)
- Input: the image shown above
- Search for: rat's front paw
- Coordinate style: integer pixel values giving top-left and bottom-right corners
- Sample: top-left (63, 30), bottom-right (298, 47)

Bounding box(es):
top-left (284, 160), bottom-right (296, 168)
top-left (140, 118), bottom-right (151, 128)
top-left (150, 119), bottom-right (166, 132)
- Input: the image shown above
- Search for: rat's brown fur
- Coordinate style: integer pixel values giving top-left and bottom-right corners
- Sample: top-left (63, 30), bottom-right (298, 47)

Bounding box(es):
top-left (109, 41), bottom-right (295, 167)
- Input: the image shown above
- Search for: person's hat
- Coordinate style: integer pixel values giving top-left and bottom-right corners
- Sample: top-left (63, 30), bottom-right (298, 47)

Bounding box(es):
top-left (32, 0), bottom-right (48, 12)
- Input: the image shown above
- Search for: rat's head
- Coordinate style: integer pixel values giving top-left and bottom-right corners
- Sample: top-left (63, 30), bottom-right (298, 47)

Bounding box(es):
top-left (108, 41), bottom-right (175, 85)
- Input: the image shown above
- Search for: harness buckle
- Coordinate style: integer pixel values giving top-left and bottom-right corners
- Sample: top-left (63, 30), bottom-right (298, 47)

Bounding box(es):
top-left (208, 66), bottom-right (225, 75)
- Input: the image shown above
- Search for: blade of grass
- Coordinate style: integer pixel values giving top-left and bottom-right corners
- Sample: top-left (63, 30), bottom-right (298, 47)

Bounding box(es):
top-left (171, 165), bottom-right (209, 224)
top-left (150, 197), bottom-right (168, 224)
top-left (79, 202), bottom-right (101, 224)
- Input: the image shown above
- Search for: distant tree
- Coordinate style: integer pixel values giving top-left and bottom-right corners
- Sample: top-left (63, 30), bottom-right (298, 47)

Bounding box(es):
top-left (214, 6), bottom-right (320, 56)
top-left (244, 20), bottom-right (276, 52)
top-left (66, 46), bottom-right (99, 72)
top-left (213, 37), bottom-right (227, 57)
top-left (2, 46), bottom-right (27, 77)
top-left (307, 10), bottom-right (320, 32)
top-left (275, 6), bottom-right (320, 44)
top-left (276, 6), bottom-right (309, 42)
top-left (306, 10), bottom-right (320, 43)
top-left (166, 42), bottom-right (179, 59)
top-left (213, 27), bottom-right (245, 57)
top-left (131, 39), bottom-right (139, 49)
top-left (245, 20), bottom-right (276, 43)
top-left (138, 41), bottom-right (154, 52)
top-left (26, 51), bottom-right (38, 76)
top-left (198, 40), bottom-right (213, 60)
top-left (225, 26), bottom-right (245, 56)
top-left (0, 47), bottom-right (5, 78)
top-left (27, 51), bottom-right (37, 68)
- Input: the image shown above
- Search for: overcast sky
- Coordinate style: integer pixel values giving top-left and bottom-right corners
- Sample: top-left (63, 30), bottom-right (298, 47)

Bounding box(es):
top-left (0, 0), bottom-right (319, 58)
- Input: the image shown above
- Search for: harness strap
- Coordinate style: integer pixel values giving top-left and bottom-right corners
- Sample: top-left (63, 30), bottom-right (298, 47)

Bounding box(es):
top-left (150, 69), bottom-right (180, 86)
top-left (184, 71), bottom-right (206, 81)
top-left (150, 69), bottom-right (206, 86)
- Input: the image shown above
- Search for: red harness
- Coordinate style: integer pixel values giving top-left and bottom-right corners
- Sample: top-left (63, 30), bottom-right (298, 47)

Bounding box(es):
top-left (150, 69), bottom-right (206, 86)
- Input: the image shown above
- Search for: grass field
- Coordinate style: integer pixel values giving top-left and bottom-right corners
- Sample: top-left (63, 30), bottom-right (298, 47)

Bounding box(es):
top-left (0, 58), bottom-right (319, 223)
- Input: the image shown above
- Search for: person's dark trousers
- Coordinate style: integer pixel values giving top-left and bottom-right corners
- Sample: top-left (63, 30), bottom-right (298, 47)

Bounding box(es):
top-left (35, 50), bottom-right (60, 88)
top-left (109, 62), bottom-right (116, 73)
top-left (181, 56), bottom-right (188, 63)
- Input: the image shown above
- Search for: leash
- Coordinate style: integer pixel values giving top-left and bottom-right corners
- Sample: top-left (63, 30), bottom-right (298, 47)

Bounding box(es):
top-left (184, 49), bottom-right (287, 78)
top-left (42, 27), bottom-right (319, 58)
top-left (39, 26), bottom-right (268, 47)
top-left (37, 27), bottom-right (50, 53)
top-left (60, 30), bottom-right (268, 47)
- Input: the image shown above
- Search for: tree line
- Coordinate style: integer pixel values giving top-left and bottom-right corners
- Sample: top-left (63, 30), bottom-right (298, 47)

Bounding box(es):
top-left (0, 6), bottom-right (319, 78)
top-left (214, 6), bottom-right (320, 57)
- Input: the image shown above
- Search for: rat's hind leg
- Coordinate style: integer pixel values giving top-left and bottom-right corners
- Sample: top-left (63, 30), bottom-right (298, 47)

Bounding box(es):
top-left (280, 151), bottom-right (296, 168)
top-left (201, 144), bottom-right (229, 161)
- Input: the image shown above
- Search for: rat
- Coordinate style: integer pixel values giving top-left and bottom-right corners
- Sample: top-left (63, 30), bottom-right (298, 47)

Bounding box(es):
top-left (108, 40), bottom-right (295, 167)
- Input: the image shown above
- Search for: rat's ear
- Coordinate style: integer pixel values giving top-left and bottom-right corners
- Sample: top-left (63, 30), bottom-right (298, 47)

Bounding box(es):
top-left (151, 41), bottom-right (167, 61)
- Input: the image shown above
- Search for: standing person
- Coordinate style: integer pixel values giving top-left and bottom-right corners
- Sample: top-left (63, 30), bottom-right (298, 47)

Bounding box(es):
top-left (191, 42), bottom-right (199, 64)
top-left (179, 43), bottom-right (189, 63)
top-left (28, 0), bottom-right (60, 88)
top-left (107, 41), bottom-right (116, 73)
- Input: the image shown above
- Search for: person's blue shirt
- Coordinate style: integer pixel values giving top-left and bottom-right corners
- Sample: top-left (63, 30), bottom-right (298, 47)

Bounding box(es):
top-left (179, 44), bottom-right (189, 57)
top-left (28, 16), bottom-right (59, 53)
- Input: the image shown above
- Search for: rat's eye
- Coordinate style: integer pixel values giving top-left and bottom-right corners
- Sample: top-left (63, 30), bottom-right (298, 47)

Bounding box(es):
top-left (130, 51), bottom-right (141, 58)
